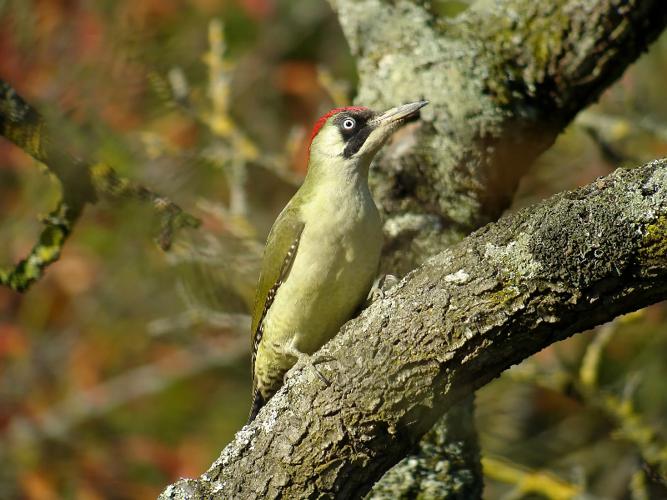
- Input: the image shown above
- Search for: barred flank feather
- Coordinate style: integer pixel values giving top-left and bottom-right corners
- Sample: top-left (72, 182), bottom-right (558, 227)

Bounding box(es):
top-left (247, 388), bottom-right (265, 423)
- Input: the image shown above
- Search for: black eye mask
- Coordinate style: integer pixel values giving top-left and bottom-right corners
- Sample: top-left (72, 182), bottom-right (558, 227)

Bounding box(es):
top-left (342, 127), bottom-right (372, 158)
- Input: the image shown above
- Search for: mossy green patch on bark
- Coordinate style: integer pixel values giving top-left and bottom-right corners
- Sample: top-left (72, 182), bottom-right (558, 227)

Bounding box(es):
top-left (0, 202), bottom-right (74, 292)
top-left (488, 284), bottom-right (521, 307)
top-left (640, 215), bottom-right (667, 265)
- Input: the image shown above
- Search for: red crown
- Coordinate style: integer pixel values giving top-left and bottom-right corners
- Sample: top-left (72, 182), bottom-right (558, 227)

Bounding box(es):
top-left (308, 106), bottom-right (368, 147)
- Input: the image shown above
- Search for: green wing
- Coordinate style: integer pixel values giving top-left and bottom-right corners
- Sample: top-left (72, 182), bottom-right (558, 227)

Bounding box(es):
top-left (250, 201), bottom-right (305, 374)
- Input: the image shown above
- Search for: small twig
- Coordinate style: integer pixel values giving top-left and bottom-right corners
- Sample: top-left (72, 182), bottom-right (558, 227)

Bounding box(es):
top-left (579, 322), bottom-right (616, 391)
top-left (147, 310), bottom-right (250, 336)
top-left (576, 110), bottom-right (667, 167)
top-left (88, 162), bottom-right (200, 250)
top-left (482, 455), bottom-right (581, 500)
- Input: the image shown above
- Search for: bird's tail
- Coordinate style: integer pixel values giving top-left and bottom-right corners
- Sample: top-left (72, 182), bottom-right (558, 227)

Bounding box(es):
top-left (247, 388), bottom-right (265, 423)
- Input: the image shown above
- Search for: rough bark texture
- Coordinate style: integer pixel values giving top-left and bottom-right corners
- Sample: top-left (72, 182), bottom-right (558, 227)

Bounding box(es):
top-left (329, 0), bottom-right (667, 275)
top-left (160, 159), bottom-right (667, 499)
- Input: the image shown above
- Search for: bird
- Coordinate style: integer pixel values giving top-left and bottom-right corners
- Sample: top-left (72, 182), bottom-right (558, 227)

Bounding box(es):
top-left (248, 100), bottom-right (428, 422)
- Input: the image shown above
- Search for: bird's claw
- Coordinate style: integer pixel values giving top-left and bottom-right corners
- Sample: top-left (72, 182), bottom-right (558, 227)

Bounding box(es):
top-left (367, 274), bottom-right (399, 304)
top-left (284, 344), bottom-right (331, 387)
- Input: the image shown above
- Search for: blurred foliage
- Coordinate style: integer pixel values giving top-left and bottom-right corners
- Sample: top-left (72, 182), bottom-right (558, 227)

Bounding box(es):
top-left (0, 1), bottom-right (666, 499)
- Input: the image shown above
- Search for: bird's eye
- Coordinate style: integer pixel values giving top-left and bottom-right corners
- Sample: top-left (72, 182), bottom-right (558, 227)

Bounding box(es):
top-left (342, 118), bottom-right (356, 130)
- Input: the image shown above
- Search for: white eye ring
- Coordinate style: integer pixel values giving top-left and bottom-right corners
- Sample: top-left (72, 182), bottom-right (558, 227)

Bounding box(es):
top-left (342, 118), bottom-right (356, 130)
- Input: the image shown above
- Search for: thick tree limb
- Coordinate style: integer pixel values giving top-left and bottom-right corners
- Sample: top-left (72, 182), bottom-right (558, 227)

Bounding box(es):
top-left (160, 159), bottom-right (667, 499)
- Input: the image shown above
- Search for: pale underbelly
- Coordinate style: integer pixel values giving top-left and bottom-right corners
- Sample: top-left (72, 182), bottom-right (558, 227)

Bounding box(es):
top-left (262, 231), bottom-right (380, 354)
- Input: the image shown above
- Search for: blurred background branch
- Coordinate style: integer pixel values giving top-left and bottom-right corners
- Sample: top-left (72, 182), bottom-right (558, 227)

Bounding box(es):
top-left (4, 336), bottom-right (248, 449)
top-left (481, 455), bottom-right (581, 500)
top-left (0, 81), bottom-right (200, 292)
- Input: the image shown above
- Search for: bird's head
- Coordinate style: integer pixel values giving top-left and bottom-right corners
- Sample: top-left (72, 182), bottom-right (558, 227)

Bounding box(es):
top-left (307, 101), bottom-right (428, 176)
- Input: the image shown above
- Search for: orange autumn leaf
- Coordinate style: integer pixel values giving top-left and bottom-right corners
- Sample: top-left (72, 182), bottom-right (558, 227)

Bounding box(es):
top-left (0, 323), bottom-right (29, 358)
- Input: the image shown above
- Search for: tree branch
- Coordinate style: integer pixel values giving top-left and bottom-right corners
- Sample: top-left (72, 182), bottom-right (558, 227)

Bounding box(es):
top-left (160, 159), bottom-right (667, 499)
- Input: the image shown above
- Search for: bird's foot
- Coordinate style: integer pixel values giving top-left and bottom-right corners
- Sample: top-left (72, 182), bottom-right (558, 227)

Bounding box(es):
top-left (283, 343), bottom-right (331, 387)
top-left (367, 274), bottom-right (399, 304)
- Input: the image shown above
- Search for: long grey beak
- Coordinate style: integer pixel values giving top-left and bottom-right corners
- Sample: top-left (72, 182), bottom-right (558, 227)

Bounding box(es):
top-left (372, 100), bottom-right (429, 127)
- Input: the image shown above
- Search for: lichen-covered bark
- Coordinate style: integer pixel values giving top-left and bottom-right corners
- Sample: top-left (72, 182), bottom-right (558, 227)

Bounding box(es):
top-left (367, 395), bottom-right (482, 500)
top-left (160, 159), bottom-right (667, 499)
top-left (329, 0), bottom-right (667, 274)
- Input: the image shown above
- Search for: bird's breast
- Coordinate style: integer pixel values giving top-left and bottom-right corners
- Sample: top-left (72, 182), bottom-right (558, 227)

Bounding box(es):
top-left (263, 183), bottom-right (382, 353)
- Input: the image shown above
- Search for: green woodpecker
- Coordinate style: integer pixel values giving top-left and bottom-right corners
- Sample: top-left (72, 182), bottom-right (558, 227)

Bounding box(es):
top-left (248, 100), bottom-right (428, 422)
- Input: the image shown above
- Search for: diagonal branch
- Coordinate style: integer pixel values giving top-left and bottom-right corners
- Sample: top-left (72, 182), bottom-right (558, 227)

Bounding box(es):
top-left (160, 159), bottom-right (667, 499)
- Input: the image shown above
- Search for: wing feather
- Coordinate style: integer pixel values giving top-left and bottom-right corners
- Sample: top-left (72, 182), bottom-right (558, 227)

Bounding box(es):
top-left (250, 202), bottom-right (305, 377)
